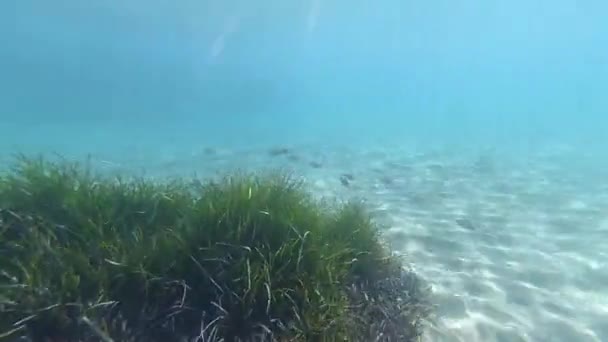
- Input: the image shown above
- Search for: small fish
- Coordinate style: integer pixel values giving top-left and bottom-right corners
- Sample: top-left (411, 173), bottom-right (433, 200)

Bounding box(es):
top-left (309, 161), bottom-right (323, 168)
top-left (340, 173), bottom-right (354, 187)
top-left (456, 218), bottom-right (477, 231)
top-left (268, 147), bottom-right (290, 157)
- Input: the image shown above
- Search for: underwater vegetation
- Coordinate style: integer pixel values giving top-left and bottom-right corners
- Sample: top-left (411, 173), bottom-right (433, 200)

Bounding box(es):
top-left (0, 155), bottom-right (432, 341)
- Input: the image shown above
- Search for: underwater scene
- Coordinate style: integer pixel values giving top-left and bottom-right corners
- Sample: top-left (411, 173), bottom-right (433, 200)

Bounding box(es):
top-left (1, 1), bottom-right (607, 341)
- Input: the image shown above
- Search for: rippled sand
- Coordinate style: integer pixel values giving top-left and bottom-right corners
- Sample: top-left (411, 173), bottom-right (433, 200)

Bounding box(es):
top-left (297, 145), bottom-right (607, 342)
top-left (2, 136), bottom-right (607, 342)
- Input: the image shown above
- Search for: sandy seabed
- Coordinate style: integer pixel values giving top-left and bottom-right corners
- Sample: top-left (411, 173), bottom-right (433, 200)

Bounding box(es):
top-left (2, 136), bottom-right (607, 342)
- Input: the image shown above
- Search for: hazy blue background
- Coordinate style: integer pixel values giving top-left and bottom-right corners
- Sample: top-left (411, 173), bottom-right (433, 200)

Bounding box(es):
top-left (1, 0), bottom-right (607, 150)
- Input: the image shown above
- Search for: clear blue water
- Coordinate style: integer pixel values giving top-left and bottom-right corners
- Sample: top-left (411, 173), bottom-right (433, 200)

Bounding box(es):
top-left (1, 1), bottom-right (608, 341)
top-left (2, 1), bottom-right (607, 151)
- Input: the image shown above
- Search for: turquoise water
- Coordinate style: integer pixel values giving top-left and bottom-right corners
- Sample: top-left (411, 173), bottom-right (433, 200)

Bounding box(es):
top-left (2, 1), bottom-right (608, 341)
top-left (3, 1), bottom-right (607, 149)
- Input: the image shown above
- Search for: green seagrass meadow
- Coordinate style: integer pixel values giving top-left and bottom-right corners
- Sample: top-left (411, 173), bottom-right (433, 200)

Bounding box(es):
top-left (0, 155), bottom-right (432, 341)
